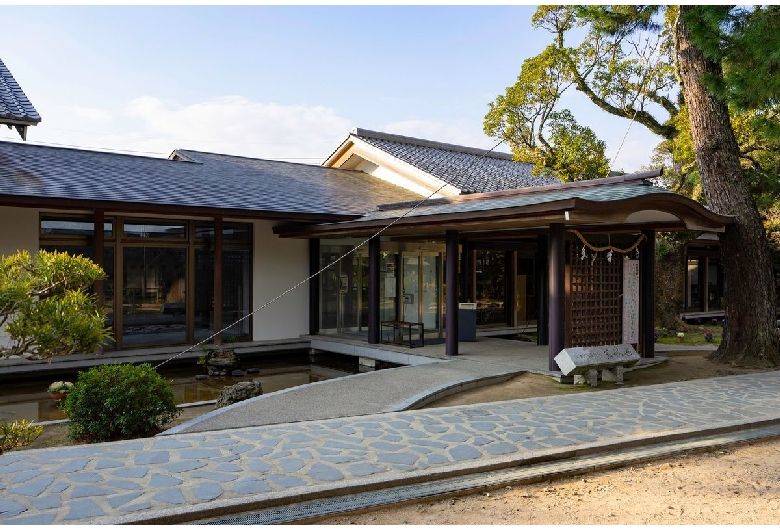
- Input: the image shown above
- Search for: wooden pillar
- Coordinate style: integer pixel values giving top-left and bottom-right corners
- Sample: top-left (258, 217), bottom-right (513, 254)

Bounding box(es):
top-left (548, 224), bottom-right (565, 371)
top-left (469, 247), bottom-right (477, 303)
top-left (701, 256), bottom-right (709, 312)
top-left (93, 209), bottom-right (105, 309)
top-left (459, 239), bottom-right (468, 302)
top-left (368, 236), bottom-right (381, 344)
top-left (640, 229), bottom-right (656, 358)
top-left (309, 238), bottom-right (320, 335)
top-left (507, 251), bottom-right (518, 327)
top-left (214, 217), bottom-right (223, 346)
top-left (536, 235), bottom-right (549, 346)
top-left (445, 230), bottom-right (459, 356)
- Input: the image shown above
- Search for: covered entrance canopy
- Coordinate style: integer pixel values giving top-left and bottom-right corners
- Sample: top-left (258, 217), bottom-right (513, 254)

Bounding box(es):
top-left (276, 170), bottom-right (733, 370)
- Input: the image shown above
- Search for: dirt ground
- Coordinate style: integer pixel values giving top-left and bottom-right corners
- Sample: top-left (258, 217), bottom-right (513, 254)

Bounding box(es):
top-left (315, 351), bottom-right (780, 525)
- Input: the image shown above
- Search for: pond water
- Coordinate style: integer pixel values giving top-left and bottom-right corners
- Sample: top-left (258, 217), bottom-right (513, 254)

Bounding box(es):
top-left (0, 352), bottom-right (361, 424)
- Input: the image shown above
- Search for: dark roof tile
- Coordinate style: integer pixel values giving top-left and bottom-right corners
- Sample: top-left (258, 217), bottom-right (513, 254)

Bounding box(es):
top-left (0, 58), bottom-right (41, 124)
top-left (0, 142), bottom-right (421, 216)
top-left (352, 128), bottom-right (557, 193)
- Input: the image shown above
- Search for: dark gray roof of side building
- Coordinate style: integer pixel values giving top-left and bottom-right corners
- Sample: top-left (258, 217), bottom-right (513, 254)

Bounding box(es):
top-left (0, 58), bottom-right (41, 125)
top-left (351, 128), bottom-right (559, 194)
top-left (0, 141), bottom-right (422, 217)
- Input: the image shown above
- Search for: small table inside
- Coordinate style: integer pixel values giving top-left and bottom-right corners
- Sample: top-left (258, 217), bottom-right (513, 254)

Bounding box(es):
top-left (381, 320), bottom-right (425, 348)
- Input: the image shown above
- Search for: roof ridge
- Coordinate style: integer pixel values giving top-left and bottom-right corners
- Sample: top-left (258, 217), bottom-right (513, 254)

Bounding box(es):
top-left (352, 127), bottom-right (516, 161)
top-left (376, 169), bottom-right (663, 211)
top-left (0, 139), bottom-right (181, 162)
top-left (176, 148), bottom-right (355, 171)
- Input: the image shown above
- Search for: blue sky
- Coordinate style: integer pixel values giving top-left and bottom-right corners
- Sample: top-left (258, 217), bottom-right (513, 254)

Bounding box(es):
top-left (0, 5), bottom-right (661, 171)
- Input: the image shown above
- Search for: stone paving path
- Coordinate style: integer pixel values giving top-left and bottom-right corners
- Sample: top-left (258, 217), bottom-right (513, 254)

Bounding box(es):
top-left (1, 371), bottom-right (779, 524)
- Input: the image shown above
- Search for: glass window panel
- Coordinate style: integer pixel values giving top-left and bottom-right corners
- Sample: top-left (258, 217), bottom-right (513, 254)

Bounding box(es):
top-left (380, 252), bottom-right (398, 323)
top-left (41, 216), bottom-right (113, 238)
top-left (123, 222), bottom-right (186, 239)
top-left (195, 222), bottom-right (252, 243)
top-left (475, 250), bottom-right (506, 325)
top-left (402, 254), bottom-right (419, 323)
top-left (687, 259), bottom-right (700, 309)
top-left (194, 249), bottom-right (214, 342)
top-left (122, 247), bottom-right (187, 346)
top-left (223, 223), bottom-right (252, 242)
top-left (194, 248), bottom-right (252, 343)
top-left (222, 249), bottom-right (252, 340)
top-left (421, 254), bottom-right (440, 331)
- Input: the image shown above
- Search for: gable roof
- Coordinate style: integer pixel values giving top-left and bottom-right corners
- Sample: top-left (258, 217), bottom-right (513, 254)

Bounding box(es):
top-left (0, 141), bottom-right (421, 219)
top-left (325, 128), bottom-right (558, 194)
top-left (275, 170), bottom-right (734, 239)
top-left (0, 58), bottom-right (41, 140)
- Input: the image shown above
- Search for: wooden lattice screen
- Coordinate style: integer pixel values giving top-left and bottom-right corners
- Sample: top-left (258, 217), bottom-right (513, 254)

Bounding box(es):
top-left (566, 241), bottom-right (624, 347)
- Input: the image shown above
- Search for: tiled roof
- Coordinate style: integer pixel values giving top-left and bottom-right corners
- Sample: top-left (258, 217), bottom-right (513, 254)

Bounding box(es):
top-left (0, 58), bottom-right (41, 125)
top-left (351, 128), bottom-right (558, 194)
top-left (0, 141), bottom-right (422, 217)
top-left (354, 182), bottom-right (674, 222)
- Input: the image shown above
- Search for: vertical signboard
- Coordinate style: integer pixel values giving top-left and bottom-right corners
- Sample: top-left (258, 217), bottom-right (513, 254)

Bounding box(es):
top-left (623, 259), bottom-right (640, 344)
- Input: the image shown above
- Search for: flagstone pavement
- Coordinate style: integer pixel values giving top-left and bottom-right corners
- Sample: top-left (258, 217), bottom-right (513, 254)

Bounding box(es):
top-left (1, 370), bottom-right (779, 524)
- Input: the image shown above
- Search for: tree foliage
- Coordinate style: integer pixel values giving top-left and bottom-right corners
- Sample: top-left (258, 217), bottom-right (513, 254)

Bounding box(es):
top-left (484, 44), bottom-right (609, 181)
top-left (490, 5), bottom-right (780, 365)
top-left (0, 250), bottom-right (111, 360)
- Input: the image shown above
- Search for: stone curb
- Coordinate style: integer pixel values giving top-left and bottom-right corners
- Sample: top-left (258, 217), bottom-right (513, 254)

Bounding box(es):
top-left (88, 415), bottom-right (780, 525)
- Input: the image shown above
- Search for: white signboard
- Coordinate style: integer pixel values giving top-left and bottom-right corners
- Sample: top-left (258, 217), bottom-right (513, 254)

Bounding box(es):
top-left (385, 277), bottom-right (396, 297)
top-left (622, 259), bottom-right (640, 344)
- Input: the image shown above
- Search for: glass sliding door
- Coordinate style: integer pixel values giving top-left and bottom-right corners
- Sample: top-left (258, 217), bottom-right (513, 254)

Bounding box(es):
top-left (402, 254), bottom-right (419, 323)
top-left (421, 253), bottom-right (440, 332)
top-left (319, 245), bottom-right (368, 333)
top-left (122, 247), bottom-right (187, 346)
top-left (222, 249), bottom-right (252, 340)
top-left (193, 248), bottom-right (252, 342)
top-left (401, 252), bottom-right (442, 334)
top-left (475, 250), bottom-right (507, 325)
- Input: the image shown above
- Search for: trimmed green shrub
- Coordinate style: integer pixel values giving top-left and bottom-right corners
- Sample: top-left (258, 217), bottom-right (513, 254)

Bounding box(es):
top-left (0, 249), bottom-right (111, 360)
top-left (0, 419), bottom-right (43, 453)
top-left (64, 363), bottom-right (180, 442)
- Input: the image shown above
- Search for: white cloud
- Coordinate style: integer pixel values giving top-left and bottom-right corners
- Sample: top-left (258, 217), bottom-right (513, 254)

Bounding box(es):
top-left (1, 96), bottom-right (356, 163)
top-left (123, 96), bottom-right (353, 162)
top-left (63, 104), bottom-right (115, 124)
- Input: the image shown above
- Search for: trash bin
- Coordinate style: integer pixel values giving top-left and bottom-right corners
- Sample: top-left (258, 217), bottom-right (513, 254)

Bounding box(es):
top-left (458, 302), bottom-right (477, 342)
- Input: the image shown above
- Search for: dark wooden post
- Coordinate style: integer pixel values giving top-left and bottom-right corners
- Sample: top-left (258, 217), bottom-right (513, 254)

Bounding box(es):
top-left (468, 246), bottom-right (477, 303)
top-left (548, 224), bottom-right (565, 371)
top-left (700, 256), bottom-right (709, 312)
top-left (507, 251), bottom-right (517, 327)
top-left (214, 217), bottom-right (223, 346)
top-left (446, 230), bottom-right (459, 356)
top-left (93, 209), bottom-right (105, 309)
top-left (309, 238), bottom-right (320, 335)
top-left (536, 235), bottom-right (549, 346)
top-left (368, 236), bottom-right (381, 344)
top-left (640, 229), bottom-right (656, 358)
top-left (459, 239), bottom-right (468, 302)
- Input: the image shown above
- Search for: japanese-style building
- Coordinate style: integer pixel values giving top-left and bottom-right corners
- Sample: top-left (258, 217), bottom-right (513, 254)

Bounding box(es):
top-left (0, 97), bottom-right (733, 369)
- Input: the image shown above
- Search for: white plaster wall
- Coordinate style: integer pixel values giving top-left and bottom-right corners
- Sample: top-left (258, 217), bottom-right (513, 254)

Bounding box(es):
top-left (252, 220), bottom-right (310, 341)
top-left (0, 207), bottom-right (39, 350)
top-left (0, 207), bottom-right (39, 258)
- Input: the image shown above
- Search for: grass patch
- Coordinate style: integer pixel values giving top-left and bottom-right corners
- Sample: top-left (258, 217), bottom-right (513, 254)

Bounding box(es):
top-left (656, 324), bottom-right (722, 346)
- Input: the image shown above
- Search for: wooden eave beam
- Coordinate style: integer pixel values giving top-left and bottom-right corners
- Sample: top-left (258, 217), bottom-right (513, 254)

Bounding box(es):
top-left (0, 195), bottom-right (360, 223)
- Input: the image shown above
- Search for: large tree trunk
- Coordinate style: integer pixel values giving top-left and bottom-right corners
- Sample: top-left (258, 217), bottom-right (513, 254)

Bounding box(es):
top-left (654, 234), bottom-right (687, 331)
top-left (676, 7), bottom-right (780, 367)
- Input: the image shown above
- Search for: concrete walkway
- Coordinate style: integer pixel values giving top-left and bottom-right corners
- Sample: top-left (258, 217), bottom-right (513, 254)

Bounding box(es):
top-left (164, 338), bottom-right (665, 434)
top-left (166, 338), bottom-right (557, 434)
top-left (1, 370), bottom-right (779, 525)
